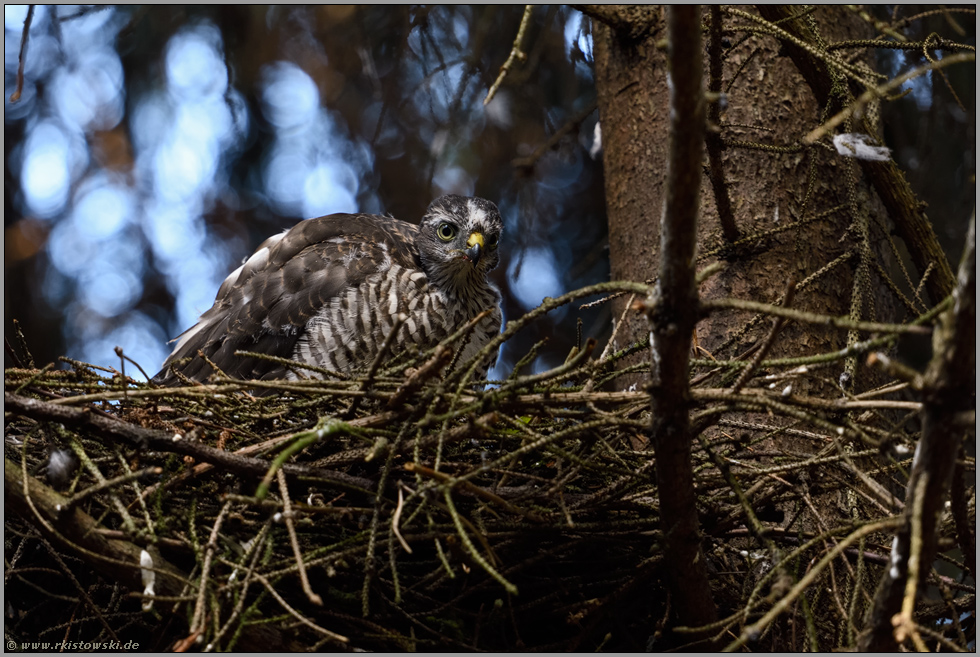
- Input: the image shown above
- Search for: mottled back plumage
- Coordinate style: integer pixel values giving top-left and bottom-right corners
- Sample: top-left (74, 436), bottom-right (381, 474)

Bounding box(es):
top-left (153, 195), bottom-right (503, 386)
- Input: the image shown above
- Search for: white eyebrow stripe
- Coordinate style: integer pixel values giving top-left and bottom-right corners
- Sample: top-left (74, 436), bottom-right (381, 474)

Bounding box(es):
top-left (467, 199), bottom-right (488, 228)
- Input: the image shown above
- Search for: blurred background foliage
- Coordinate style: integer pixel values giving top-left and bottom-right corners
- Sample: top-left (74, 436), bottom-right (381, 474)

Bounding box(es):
top-left (3, 5), bottom-right (974, 381)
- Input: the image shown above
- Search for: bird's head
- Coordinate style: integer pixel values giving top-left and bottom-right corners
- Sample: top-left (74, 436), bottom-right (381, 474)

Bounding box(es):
top-left (417, 195), bottom-right (503, 288)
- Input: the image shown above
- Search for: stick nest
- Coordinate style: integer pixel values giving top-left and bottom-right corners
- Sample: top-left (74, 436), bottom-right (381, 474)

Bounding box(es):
top-left (3, 288), bottom-right (973, 652)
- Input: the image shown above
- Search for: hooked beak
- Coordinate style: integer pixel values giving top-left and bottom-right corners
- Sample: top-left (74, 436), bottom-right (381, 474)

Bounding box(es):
top-left (463, 232), bottom-right (484, 266)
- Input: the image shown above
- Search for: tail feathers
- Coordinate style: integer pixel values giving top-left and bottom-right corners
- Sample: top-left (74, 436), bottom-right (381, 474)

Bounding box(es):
top-left (152, 314), bottom-right (301, 386)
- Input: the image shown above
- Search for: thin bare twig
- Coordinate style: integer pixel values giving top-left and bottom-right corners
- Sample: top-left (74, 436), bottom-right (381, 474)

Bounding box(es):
top-left (190, 500), bottom-right (231, 634)
top-left (511, 99), bottom-right (598, 169)
top-left (484, 5), bottom-right (533, 106)
top-left (730, 279), bottom-right (796, 393)
top-left (9, 5), bottom-right (35, 103)
top-left (277, 469), bottom-right (323, 606)
top-left (254, 573), bottom-right (349, 644)
top-left (725, 517), bottom-right (904, 651)
top-left (803, 52), bottom-right (975, 144)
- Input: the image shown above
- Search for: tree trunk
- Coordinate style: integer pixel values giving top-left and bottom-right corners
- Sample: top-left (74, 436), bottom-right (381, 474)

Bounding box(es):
top-left (596, 5), bottom-right (900, 383)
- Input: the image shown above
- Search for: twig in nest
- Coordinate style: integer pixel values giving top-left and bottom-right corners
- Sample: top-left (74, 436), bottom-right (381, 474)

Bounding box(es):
top-left (140, 409), bottom-right (396, 499)
top-left (442, 487), bottom-right (518, 594)
top-left (233, 349), bottom-right (348, 380)
top-left (496, 337), bottom-right (595, 392)
top-left (706, 5), bottom-right (739, 243)
top-left (445, 308), bottom-right (495, 381)
top-left (5, 339), bottom-right (24, 369)
top-left (277, 469), bottom-right (323, 606)
top-left (254, 573), bottom-right (349, 644)
top-left (64, 467), bottom-right (162, 512)
top-left (392, 484), bottom-right (412, 553)
top-left (700, 297), bottom-right (933, 335)
top-left (115, 345), bottom-right (152, 382)
top-left (405, 462), bottom-right (545, 523)
top-left (723, 517), bottom-right (903, 651)
top-left (4, 391), bottom-right (375, 494)
top-left (866, 352), bottom-right (925, 390)
top-left (254, 418), bottom-right (362, 500)
top-left (889, 474), bottom-right (930, 650)
top-left (388, 345), bottom-right (452, 408)
top-left (13, 362), bottom-right (54, 396)
top-left (197, 348), bottom-right (231, 383)
top-left (189, 500), bottom-right (231, 635)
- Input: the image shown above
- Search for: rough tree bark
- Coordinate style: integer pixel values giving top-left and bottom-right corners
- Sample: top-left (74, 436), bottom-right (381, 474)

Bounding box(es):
top-left (594, 5), bottom-right (899, 381)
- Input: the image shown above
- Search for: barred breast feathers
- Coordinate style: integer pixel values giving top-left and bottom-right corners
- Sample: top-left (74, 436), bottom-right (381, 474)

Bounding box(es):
top-left (294, 262), bottom-right (501, 378)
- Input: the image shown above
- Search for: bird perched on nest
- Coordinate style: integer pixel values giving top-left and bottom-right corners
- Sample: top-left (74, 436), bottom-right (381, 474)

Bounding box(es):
top-left (153, 195), bottom-right (503, 386)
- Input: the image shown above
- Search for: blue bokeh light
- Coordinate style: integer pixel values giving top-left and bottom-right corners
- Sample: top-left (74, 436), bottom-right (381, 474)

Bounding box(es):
top-left (79, 263), bottom-right (142, 318)
top-left (154, 130), bottom-right (220, 202)
top-left (508, 247), bottom-right (564, 312)
top-left (4, 4), bottom-right (29, 29)
top-left (51, 49), bottom-right (125, 131)
top-left (259, 61), bottom-right (362, 218)
top-left (143, 199), bottom-right (207, 263)
top-left (14, 12), bottom-right (265, 375)
top-left (70, 175), bottom-right (136, 240)
top-left (882, 48), bottom-right (933, 112)
top-left (260, 61), bottom-right (320, 130)
top-left (79, 311), bottom-right (172, 382)
top-left (168, 254), bottom-right (229, 334)
top-left (165, 22), bottom-right (228, 98)
top-left (20, 121), bottom-right (74, 217)
top-left (433, 165), bottom-right (474, 197)
top-left (47, 219), bottom-right (99, 277)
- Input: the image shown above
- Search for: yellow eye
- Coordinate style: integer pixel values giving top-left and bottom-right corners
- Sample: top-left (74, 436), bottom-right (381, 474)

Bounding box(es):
top-left (436, 223), bottom-right (457, 241)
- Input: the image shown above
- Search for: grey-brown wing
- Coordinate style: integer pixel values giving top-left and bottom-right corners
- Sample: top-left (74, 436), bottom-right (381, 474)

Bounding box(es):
top-left (153, 213), bottom-right (420, 384)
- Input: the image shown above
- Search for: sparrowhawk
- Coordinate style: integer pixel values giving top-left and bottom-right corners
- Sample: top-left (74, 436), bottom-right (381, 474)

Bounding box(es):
top-left (152, 195), bottom-right (503, 385)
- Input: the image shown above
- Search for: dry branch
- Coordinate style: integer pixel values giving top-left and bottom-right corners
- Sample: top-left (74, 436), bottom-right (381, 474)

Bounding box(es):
top-left (644, 4), bottom-right (718, 638)
top-left (859, 213), bottom-right (976, 650)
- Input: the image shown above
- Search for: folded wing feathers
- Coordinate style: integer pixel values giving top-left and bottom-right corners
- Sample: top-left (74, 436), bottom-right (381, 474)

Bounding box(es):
top-left (154, 213), bottom-right (422, 385)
